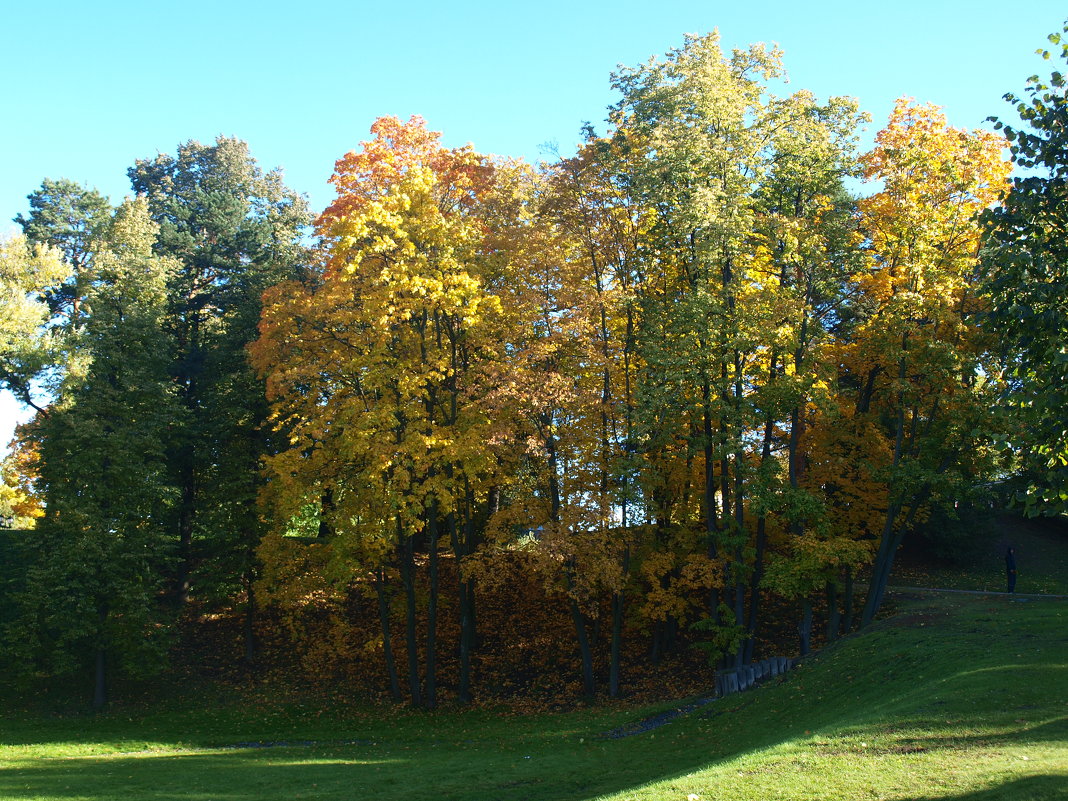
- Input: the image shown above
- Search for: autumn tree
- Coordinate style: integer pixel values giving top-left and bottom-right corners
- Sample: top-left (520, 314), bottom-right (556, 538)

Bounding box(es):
top-left (744, 90), bottom-right (868, 653)
top-left (850, 101), bottom-right (1011, 626)
top-left (604, 33), bottom-right (872, 665)
top-left (0, 234), bottom-right (70, 409)
top-left (537, 131), bottom-right (650, 696)
top-left (254, 117), bottom-right (507, 706)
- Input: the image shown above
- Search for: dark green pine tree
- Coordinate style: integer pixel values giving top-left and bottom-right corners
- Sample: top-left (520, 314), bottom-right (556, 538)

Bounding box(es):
top-left (15, 178), bottom-right (112, 328)
top-left (15, 199), bottom-right (183, 708)
top-left (128, 138), bottom-right (310, 646)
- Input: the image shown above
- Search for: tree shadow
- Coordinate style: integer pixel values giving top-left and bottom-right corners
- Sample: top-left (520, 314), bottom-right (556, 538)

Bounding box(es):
top-left (902, 774), bottom-right (1068, 801)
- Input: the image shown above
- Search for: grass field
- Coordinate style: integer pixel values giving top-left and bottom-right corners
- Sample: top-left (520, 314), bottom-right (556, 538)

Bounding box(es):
top-left (1, 589), bottom-right (1065, 800)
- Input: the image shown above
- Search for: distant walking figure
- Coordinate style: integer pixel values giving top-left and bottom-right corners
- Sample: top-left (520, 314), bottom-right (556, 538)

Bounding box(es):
top-left (1006, 547), bottom-right (1017, 593)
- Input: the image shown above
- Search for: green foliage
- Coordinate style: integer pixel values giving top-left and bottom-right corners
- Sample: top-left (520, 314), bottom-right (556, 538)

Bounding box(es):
top-left (983, 22), bottom-right (1068, 515)
top-left (15, 178), bottom-right (112, 325)
top-left (689, 604), bottom-right (747, 665)
top-left (10, 199), bottom-right (181, 690)
top-left (129, 136), bottom-right (311, 604)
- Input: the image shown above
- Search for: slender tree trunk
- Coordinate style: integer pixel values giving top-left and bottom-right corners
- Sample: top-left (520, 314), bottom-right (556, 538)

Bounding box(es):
top-left (375, 567), bottom-right (401, 702)
top-left (569, 587), bottom-right (595, 697)
top-left (453, 503), bottom-right (473, 704)
top-left (317, 487), bottom-right (335, 539)
top-left (702, 383), bottom-right (721, 623)
top-left (665, 613), bottom-right (678, 652)
top-left (798, 597), bottom-right (813, 657)
top-left (243, 562), bottom-right (256, 664)
top-left (93, 606), bottom-right (107, 711)
top-left (425, 501), bottom-right (439, 709)
top-left (861, 334), bottom-right (912, 629)
top-left (458, 578), bottom-right (473, 704)
top-left (609, 546), bottom-right (629, 699)
top-left (744, 516), bottom-right (768, 664)
top-left (176, 467), bottom-right (195, 604)
top-left (842, 567), bottom-right (855, 634)
top-left (825, 580), bottom-right (840, 643)
top-left (399, 519), bottom-right (421, 706)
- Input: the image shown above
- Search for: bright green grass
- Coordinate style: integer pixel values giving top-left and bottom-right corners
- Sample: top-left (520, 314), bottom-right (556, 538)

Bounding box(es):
top-left (2, 594), bottom-right (1065, 800)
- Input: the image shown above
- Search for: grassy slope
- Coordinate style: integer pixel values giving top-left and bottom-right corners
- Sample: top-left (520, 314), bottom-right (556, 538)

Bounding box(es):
top-left (1, 592), bottom-right (1065, 801)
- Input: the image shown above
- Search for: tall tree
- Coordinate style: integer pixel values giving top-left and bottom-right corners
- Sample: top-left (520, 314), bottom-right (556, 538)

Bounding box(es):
top-left (983, 23), bottom-right (1068, 514)
top-left (15, 178), bottom-right (112, 330)
top-left (12, 199), bottom-right (181, 708)
top-left (609, 32), bottom-right (786, 664)
top-left (254, 117), bottom-right (506, 706)
top-left (128, 137), bottom-right (310, 612)
top-left (853, 101), bottom-right (1010, 627)
top-left (540, 132), bottom-right (648, 696)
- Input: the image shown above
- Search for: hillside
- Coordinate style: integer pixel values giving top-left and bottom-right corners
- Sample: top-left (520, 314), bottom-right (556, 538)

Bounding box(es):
top-left (1, 588), bottom-right (1064, 800)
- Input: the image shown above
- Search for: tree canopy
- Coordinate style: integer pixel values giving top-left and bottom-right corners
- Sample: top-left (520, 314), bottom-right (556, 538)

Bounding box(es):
top-left (3, 26), bottom-right (1060, 709)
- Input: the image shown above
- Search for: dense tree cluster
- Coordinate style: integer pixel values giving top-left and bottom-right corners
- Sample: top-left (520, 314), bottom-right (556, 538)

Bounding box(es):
top-left (0, 29), bottom-right (1062, 707)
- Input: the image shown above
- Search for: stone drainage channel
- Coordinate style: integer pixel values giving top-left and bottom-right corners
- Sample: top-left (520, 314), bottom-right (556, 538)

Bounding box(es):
top-left (601, 656), bottom-right (796, 739)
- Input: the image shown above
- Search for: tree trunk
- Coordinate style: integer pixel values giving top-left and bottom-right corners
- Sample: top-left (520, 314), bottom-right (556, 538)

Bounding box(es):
top-left (399, 520), bottom-right (421, 706)
top-left (702, 385), bottom-right (721, 622)
top-left (825, 580), bottom-right (840, 643)
top-left (243, 564), bottom-right (256, 665)
top-left (861, 340), bottom-right (909, 628)
top-left (425, 501), bottom-right (439, 709)
top-left (93, 605), bottom-right (108, 710)
top-left (798, 597), bottom-right (813, 656)
top-left (458, 576), bottom-right (473, 704)
top-left (608, 543), bottom-right (629, 698)
top-left (842, 567), bottom-right (855, 634)
top-left (175, 467), bottom-right (195, 604)
top-left (609, 591), bottom-right (623, 698)
top-left (93, 647), bottom-right (106, 711)
top-left (375, 567), bottom-right (401, 702)
top-left (570, 595), bottom-right (595, 698)
top-left (744, 516), bottom-right (768, 664)
top-left (317, 487), bottom-right (335, 539)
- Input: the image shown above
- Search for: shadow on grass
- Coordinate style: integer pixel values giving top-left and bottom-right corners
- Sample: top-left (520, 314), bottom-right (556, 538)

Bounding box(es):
top-left (2, 599), bottom-right (1066, 801)
top-left (904, 774), bottom-right (1068, 801)
top-left (2, 702), bottom-right (1066, 801)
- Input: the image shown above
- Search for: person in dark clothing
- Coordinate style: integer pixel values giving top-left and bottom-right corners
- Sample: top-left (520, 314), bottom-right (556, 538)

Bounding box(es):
top-left (1006, 547), bottom-right (1017, 593)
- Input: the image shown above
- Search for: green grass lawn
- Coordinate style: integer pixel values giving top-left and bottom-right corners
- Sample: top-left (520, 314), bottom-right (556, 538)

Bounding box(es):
top-left (2, 592), bottom-right (1065, 800)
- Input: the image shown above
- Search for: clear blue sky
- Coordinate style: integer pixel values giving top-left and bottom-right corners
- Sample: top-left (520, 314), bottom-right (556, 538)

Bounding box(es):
top-left (1, 0), bottom-right (1065, 446)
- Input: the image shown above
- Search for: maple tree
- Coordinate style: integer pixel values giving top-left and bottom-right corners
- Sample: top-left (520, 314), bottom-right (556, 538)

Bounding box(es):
top-left (254, 116), bottom-right (506, 706)
top-left (847, 100), bottom-right (1010, 627)
top-left (0, 233), bottom-right (70, 409)
top-left (743, 90), bottom-right (869, 653)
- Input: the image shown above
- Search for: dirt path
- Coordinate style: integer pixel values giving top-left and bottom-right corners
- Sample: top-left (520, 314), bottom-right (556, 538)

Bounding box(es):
top-left (886, 585), bottom-right (1068, 599)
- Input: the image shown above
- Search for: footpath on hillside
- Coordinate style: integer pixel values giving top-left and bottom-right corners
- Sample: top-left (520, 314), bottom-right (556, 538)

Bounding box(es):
top-left (884, 585), bottom-right (1068, 599)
